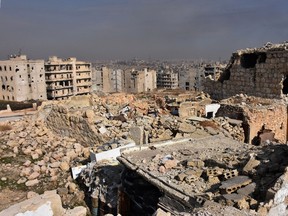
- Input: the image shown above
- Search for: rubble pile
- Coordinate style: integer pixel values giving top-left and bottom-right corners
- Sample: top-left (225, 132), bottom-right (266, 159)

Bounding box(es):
top-left (42, 94), bottom-right (217, 151)
top-left (213, 117), bottom-right (245, 142)
top-left (0, 118), bottom-right (88, 211)
top-left (118, 136), bottom-right (288, 215)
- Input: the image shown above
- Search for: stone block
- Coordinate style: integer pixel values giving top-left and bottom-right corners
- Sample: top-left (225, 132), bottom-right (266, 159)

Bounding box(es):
top-left (223, 169), bottom-right (238, 180)
top-left (129, 126), bottom-right (144, 145)
top-left (223, 193), bottom-right (245, 206)
top-left (207, 167), bottom-right (224, 177)
top-left (237, 183), bottom-right (256, 196)
top-left (220, 176), bottom-right (252, 194)
top-left (243, 157), bottom-right (260, 174)
top-left (186, 159), bottom-right (205, 168)
top-left (175, 173), bottom-right (187, 181)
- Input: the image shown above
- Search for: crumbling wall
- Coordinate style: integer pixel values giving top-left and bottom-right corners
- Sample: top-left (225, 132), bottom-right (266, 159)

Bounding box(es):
top-left (204, 45), bottom-right (288, 99)
top-left (217, 102), bottom-right (287, 144)
top-left (45, 105), bottom-right (102, 147)
top-left (243, 104), bottom-right (287, 144)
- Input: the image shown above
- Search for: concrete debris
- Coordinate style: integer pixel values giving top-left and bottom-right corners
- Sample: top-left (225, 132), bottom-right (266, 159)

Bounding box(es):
top-left (0, 190), bottom-right (86, 216)
top-left (2, 91), bottom-right (288, 215)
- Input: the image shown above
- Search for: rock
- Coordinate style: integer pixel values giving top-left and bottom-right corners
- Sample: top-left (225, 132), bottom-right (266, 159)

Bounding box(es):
top-left (33, 165), bottom-right (41, 172)
top-left (23, 160), bottom-right (32, 167)
top-left (64, 206), bottom-right (87, 216)
top-left (60, 162), bottom-right (70, 172)
top-left (208, 176), bottom-right (220, 184)
top-left (0, 190), bottom-right (85, 216)
top-left (1, 177), bottom-right (7, 181)
top-left (236, 198), bottom-right (250, 210)
top-left (50, 162), bottom-right (60, 168)
top-left (129, 126), bottom-right (144, 145)
top-left (13, 146), bottom-right (18, 154)
top-left (175, 173), bottom-right (187, 181)
top-left (152, 208), bottom-right (171, 216)
top-left (7, 140), bottom-right (18, 147)
top-left (27, 191), bottom-right (38, 199)
top-left (84, 109), bottom-right (95, 119)
top-left (187, 159), bottom-right (205, 168)
top-left (57, 187), bottom-right (69, 196)
top-left (19, 132), bottom-right (28, 138)
top-left (110, 143), bottom-right (118, 149)
top-left (68, 182), bottom-right (77, 194)
top-left (20, 167), bottom-right (32, 177)
top-left (99, 126), bottom-right (107, 134)
top-left (17, 177), bottom-right (27, 184)
top-left (28, 172), bottom-right (40, 180)
top-left (158, 166), bottom-right (166, 173)
top-left (178, 122), bottom-right (196, 133)
top-left (25, 179), bottom-right (39, 187)
top-left (31, 153), bottom-right (39, 160)
top-left (243, 157), bottom-right (260, 174)
top-left (205, 126), bottom-right (219, 135)
top-left (163, 159), bottom-right (178, 169)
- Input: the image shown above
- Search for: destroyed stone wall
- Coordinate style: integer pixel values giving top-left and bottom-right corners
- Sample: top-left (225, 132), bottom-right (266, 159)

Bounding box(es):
top-left (204, 43), bottom-right (288, 99)
top-left (217, 102), bottom-right (287, 144)
top-left (45, 105), bottom-right (102, 147)
top-left (243, 104), bottom-right (287, 144)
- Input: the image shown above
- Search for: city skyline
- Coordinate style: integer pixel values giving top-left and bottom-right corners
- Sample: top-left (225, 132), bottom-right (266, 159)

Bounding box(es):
top-left (0, 0), bottom-right (288, 61)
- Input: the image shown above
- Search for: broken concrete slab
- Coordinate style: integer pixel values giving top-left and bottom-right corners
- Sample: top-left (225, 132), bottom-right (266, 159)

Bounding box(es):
top-left (227, 118), bottom-right (243, 126)
top-left (237, 183), bottom-right (256, 196)
top-left (0, 190), bottom-right (86, 216)
top-left (129, 126), bottom-right (144, 145)
top-left (90, 142), bottom-right (136, 162)
top-left (220, 176), bottom-right (252, 194)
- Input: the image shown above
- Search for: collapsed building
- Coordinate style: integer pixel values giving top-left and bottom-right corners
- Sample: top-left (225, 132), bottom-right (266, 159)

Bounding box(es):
top-left (202, 42), bottom-right (288, 145)
top-left (204, 42), bottom-right (288, 99)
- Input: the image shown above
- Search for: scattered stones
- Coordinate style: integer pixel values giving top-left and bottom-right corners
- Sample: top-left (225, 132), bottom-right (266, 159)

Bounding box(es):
top-left (25, 179), bottom-right (39, 187)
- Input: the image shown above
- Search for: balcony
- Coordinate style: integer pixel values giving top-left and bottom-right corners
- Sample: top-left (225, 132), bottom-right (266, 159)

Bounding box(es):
top-left (76, 81), bottom-right (92, 87)
top-left (47, 85), bottom-right (73, 91)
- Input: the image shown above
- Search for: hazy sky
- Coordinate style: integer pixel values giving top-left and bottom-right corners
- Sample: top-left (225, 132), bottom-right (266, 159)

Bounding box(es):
top-left (0, 0), bottom-right (288, 61)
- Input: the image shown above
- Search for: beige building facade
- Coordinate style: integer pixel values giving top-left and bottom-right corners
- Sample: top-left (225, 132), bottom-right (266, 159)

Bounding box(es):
top-left (124, 68), bottom-right (157, 93)
top-left (0, 55), bottom-right (47, 101)
top-left (157, 68), bottom-right (179, 89)
top-left (45, 56), bottom-right (92, 100)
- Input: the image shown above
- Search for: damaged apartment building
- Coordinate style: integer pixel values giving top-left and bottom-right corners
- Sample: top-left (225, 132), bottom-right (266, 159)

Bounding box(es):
top-left (45, 56), bottom-right (92, 100)
top-left (0, 55), bottom-right (47, 101)
top-left (157, 66), bottom-right (179, 89)
top-left (0, 55), bottom-right (92, 101)
top-left (92, 66), bottom-right (157, 93)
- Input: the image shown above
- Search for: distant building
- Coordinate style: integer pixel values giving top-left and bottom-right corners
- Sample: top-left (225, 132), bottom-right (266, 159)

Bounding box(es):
top-left (203, 64), bottom-right (225, 80)
top-left (157, 67), bottom-right (179, 89)
top-left (45, 56), bottom-right (92, 100)
top-left (124, 68), bottom-right (157, 93)
top-left (91, 67), bottom-right (124, 93)
top-left (179, 65), bottom-right (203, 91)
top-left (91, 67), bottom-right (103, 92)
top-left (0, 55), bottom-right (47, 101)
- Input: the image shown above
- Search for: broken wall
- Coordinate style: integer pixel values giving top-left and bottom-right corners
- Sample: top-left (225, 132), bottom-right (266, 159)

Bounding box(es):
top-left (204, 45), bottom-right (288, 99)
top-left (217, 103), bottom-right (287, 144)
top-left (243, 104), bottom-right (287, 144)
top-left (43, 105), bottom-right (102, 147)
